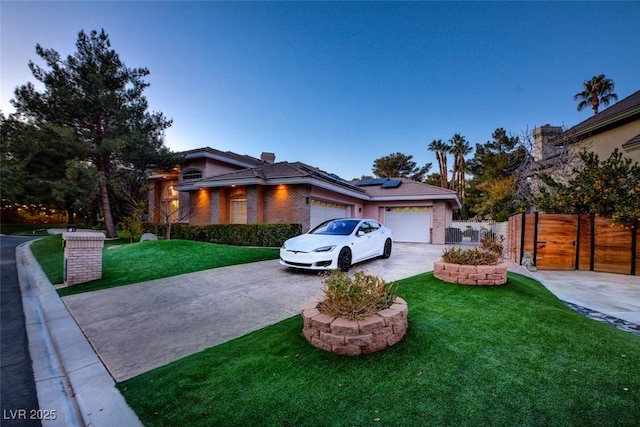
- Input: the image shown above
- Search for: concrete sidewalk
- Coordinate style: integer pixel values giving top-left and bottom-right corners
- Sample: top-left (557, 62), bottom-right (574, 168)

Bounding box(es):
top-left (528, 269), bottom-right (640, 325)
top-left (16, 241), bottom-right (142, 427)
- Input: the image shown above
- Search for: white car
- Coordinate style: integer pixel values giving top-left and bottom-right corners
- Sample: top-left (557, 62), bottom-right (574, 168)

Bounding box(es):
top-left (280, 218), bottom-right (393, 271)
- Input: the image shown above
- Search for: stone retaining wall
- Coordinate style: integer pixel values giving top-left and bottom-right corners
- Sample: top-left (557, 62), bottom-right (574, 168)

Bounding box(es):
top-left (434, 261), bottom-right (508, 285)
top-left (301, 297), bottom-right (408, 355)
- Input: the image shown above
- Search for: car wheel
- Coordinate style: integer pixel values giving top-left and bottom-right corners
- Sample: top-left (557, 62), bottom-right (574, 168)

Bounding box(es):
top-left (338, 247), bottom-right (352, 272)
top-left (382, 239), bottom-right (392, 259)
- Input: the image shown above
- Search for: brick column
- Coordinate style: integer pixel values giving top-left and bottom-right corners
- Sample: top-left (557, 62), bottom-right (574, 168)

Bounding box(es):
top-left (63, 232), bottom-right (105, 286)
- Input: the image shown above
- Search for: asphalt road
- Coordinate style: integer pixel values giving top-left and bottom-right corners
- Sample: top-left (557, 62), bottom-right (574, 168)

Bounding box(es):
top-left (1, 235), bottom-right (41, 427)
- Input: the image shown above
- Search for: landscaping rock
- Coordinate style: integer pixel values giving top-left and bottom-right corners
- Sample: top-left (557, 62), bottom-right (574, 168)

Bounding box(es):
top-left (140, 233), bottom-right (158, 242)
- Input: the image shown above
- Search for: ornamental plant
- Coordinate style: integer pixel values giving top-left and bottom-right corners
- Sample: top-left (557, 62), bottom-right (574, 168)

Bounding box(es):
top-left (441, 247), bottom-right (501, 266)
top-left (480, 234), bottom-right (505, 256)
top-left (318, 271), bottom-right (398, 321)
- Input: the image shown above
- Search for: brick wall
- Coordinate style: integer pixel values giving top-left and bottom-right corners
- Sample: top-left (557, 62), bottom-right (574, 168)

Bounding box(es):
top-left (247, 185), bottom-right (264, 223)
top-left (263, 184), bottom-right (310, 230)
top-left (189, 189), bottom-right (211, 225)
top-left (63, 232), bottom-right (105, 286)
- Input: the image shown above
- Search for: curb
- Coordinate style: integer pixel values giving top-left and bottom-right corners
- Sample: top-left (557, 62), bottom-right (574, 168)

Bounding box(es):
top-left (16, 240), bottom-right (142, 427)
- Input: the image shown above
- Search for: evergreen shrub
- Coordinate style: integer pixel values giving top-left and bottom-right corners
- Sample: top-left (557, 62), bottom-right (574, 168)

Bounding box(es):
top-left (142, 222), bottom-right (302, 247)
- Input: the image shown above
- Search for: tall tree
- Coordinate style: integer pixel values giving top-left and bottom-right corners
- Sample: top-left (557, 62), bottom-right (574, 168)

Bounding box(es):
top-left (10, 29), bottom-right (176, 237)
top-left (467, 128), bottom-right (529, 220)
top-left (427, 139), bottom-right (450, 188)
top-left (574, 74), bottom-right (618, 115)
top-left (536, 149), bottom-right (639, 227)
top-left (0, 114), bottom-right (89, 221)
top-left (372, 152), bottom-right (431, 181)
top-left (448, 133), bottom-right (472, 198)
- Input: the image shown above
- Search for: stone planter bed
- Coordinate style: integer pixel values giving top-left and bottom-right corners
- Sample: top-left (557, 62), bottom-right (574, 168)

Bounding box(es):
top-left (301, 296), bottom-right (408, 356)
top-left (434, 260), bottom-right (509, 285)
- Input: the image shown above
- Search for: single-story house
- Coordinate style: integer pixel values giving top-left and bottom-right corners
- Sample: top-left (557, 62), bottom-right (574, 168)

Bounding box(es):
top-left (148, 147), bottom-right (461, 243)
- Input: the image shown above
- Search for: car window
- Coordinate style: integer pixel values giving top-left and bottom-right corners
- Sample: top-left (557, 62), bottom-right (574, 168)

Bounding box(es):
top-left (366, 221), bottom-right (381, 231)
top-left (358, 221), bottom-right (380, 234)
top-left (311, 219), bottom-right (360, 235)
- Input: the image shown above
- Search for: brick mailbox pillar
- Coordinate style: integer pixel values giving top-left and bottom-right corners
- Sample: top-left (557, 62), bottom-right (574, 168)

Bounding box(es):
top-left (63, 232), bottom-right (105, 286)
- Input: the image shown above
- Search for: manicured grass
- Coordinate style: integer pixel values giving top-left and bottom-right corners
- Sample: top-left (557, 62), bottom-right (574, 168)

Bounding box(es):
top-left (30, 234), bottom-right (279, 296)
top-left (118, 272), bottom-right (640, 427)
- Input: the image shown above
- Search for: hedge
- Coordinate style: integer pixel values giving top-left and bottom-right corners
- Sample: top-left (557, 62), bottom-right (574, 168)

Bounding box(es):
top-left (142, 223), bottom-right (303, 247)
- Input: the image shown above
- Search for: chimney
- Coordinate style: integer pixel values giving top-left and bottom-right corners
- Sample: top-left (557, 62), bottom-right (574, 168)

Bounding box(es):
top-left (532, 125), bottom-right (563, 161)
top-left (261, 152), bottom-right (276, 164)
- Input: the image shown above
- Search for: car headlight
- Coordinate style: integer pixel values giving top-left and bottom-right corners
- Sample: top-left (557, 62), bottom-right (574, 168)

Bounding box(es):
top-left (313, 245), bottom-right (336, 252)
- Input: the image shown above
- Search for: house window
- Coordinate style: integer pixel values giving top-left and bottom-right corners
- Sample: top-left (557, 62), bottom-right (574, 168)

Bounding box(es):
top-left (230, 194), bottom-right (247, 224)
top-left (182, 169), bottom-right (203, 180)
top-left (161, 184), bottom-right (180, 223)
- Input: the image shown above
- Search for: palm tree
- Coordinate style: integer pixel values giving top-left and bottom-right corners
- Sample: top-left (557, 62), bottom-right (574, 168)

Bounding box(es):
top-left (574, 74), bottom-right (618, 115)
top-left (448, 134), bottom-right (472, 198)
top-left (428, 139), bottom-right (450, 188)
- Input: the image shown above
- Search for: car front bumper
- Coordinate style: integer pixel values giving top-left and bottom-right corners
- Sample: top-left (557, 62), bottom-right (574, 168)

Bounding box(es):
top-left (279, 249), bottom-right (337, 270)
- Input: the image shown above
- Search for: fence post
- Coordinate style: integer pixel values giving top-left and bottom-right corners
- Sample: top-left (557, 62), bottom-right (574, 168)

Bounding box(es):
top-left (519, 212), bottom-right (526, 265)
top-left (590, 214), bottom-right (595, 271)
top-left (631, 222), bottom-right (637, 276)
top-left (575, 214), bottom-right (581, 270)
top-left (532, 212), bottom-right (539, 267)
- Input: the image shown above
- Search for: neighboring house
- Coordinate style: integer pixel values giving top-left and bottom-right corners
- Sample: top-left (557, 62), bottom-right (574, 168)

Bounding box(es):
top-left (148, 147), bottom-right (461, 243)
top-left (533, 89), bottom-right (640, 168)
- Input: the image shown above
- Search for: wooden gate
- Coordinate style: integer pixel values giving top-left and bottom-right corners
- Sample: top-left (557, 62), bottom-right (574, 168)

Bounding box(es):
top-left (535, 214), bottom-right (578, 270)
top-left (508, 213), bottom-right (639, 275)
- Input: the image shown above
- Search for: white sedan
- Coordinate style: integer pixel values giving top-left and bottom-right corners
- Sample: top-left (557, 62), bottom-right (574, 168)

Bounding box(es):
top-left (280, 218), bottom-right (393, 272)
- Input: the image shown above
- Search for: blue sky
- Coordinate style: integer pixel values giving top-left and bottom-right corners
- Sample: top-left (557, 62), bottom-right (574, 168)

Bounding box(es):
top-left (2, 1), bottom-right (639, 179)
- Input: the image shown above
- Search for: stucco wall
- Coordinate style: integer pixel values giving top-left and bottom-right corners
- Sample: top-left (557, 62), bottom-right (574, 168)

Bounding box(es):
top-left (579, 120), bottom-right (640, 163)
top-left (431, 201), bottom-right (449, 244)
top-left (180, 158), bottom-right (245, 181)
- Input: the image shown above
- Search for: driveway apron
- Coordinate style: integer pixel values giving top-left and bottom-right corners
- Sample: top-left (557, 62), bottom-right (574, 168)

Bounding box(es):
top-left (61, 243), bottom-right (444, 381)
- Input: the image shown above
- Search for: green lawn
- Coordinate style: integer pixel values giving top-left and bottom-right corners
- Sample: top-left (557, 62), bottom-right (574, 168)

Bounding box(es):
top-left (118, 272), bottom-right (640, 427)
top-left (30, 234), bottom-right (280, 296)
top-left (0, 223), bottom-right (68, 235)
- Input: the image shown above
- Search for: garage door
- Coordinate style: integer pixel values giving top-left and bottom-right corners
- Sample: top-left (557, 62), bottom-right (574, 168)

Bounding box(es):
top-left (385, 207), bottom-right (431, 243)
top-left (310, 199), bottom-right (350, 229)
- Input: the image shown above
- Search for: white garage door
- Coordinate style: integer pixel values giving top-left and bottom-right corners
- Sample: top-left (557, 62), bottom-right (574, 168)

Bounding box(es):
top-left (310, 199), bottom-right (350, 229)
top-left (385, 207), bottom-right (431, 243)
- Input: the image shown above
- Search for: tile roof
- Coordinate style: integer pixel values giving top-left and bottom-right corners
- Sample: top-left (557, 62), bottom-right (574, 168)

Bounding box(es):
top-left (190, 161), bottom-right (367, 193)
top-left (354, 177), bottom-right (459, 198)
top-left (622, 133), bottom-right (640, 152)
top-left (181, 147), bottom-right (265, 167)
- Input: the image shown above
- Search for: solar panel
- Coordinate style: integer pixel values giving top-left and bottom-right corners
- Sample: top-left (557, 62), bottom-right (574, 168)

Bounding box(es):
top-left (355, 179), bottom-right (374, 186)
top-left (381, 179), bottom-right (402, 188)
top-left (356, 178), bottom-right (389, 186)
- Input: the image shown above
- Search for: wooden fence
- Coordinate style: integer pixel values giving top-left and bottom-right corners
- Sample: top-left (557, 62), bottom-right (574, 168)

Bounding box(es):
top-left (507, 213), bottom-right (639, 275)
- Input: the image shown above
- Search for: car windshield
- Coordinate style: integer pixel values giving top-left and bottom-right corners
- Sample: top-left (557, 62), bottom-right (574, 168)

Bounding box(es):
top-left (310, 219), bottom-right (360, 236)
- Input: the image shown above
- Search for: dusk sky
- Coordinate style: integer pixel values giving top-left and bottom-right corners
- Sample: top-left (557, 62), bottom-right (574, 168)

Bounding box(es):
top-left (2, 1), bottom-right (639, 180)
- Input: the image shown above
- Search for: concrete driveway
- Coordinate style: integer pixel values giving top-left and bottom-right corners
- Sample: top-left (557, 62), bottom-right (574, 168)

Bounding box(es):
top-left (62, 243), bottom-right (446, 381)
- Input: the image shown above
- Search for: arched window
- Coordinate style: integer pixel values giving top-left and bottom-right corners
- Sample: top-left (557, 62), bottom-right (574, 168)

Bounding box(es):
top-left (230, 194), bottom-right (247, 224)
top-left (182, 169), bottom-right (203, 180)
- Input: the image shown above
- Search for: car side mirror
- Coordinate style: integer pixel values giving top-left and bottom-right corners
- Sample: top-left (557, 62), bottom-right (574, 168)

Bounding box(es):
top-left (357, 230), bottom-right (365, 237)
